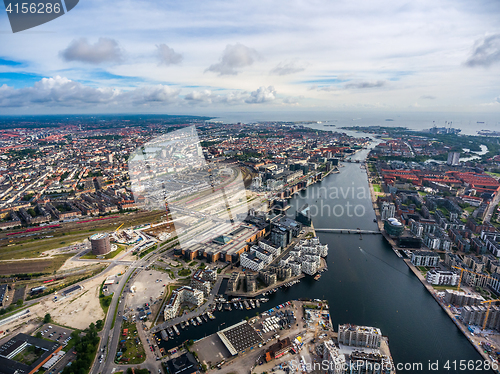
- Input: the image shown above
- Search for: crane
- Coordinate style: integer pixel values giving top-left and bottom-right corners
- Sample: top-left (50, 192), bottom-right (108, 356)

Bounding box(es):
top-left (313, 299), bottom-right (326, 342)
top-left (481, 299), bottom-right (500, 331)
top-left (452, 266), bottom-right (495, 292)
top-left (115, 223), bottom-right (124, 232)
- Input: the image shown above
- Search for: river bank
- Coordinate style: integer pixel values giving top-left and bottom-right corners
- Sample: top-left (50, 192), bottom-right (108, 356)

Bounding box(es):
top-left (365, 148), bottom-right (497, 368)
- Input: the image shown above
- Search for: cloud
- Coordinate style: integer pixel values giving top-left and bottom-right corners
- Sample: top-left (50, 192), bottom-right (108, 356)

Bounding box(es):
top-left (420, 95), bottom-right (436, 100)
top-left (184, 89), bottom-right (268, 105)
top-left (0, 76), bottom-right (180, 108)
top-left (344, 80), bottom-right (386, 89)
top-left (156, 44), bottom-right (183, 66)
top-left (465, 34), bottom-right (500, 67)
top-left (206, 43), bottom-right (259, 75)
top-left (270, 61), bottom-right (306, 76)
top-left (60, 38), bottom-right (124, 64)
top-left (245, 86), bottom-right (276, 104)
top-left (282, 96), bottom-right (302, 105)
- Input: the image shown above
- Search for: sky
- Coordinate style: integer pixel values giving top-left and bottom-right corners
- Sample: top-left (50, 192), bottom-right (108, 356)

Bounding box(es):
top-left (1, 0), bottom-right (500, 115)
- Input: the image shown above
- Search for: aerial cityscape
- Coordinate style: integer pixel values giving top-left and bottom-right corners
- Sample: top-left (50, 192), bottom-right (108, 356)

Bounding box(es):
top-left (2, 0), bottom-right (500, 373)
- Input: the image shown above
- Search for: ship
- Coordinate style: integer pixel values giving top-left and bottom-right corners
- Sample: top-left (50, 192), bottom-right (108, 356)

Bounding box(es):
top-left (160, 329), bottom-right (169, 341)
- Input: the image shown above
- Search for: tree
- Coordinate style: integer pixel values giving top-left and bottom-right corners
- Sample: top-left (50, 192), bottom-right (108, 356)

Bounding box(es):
top-left (96, 320), bottom-right (104, 331)
top-left (36, 332), bottom-right (42, 339)
top-left (43, 313), bottom-right (52, 323)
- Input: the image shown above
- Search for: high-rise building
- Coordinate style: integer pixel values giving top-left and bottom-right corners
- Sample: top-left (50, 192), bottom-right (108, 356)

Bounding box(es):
top-left (447, 152), bottom-right (460, 166)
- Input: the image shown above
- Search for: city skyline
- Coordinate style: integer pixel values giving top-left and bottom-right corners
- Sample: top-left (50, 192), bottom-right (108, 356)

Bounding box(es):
top-left (1, 0), bottom-right (500, 114)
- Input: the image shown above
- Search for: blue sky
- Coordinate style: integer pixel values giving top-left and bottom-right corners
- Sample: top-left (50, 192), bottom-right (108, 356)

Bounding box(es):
top-left (1, 0), bottom-right (500, 114)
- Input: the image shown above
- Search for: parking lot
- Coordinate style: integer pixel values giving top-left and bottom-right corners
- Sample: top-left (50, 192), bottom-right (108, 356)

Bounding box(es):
top-left (37, 323), bottom-right (74, 345)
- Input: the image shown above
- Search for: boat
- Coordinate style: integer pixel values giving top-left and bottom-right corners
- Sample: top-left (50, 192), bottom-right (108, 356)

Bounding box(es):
top-left (173, 325), bottom-right (180, 335)
top-left (314, 274), bottom-right (321, 281)
top-left (249, 299), bottom-right (255, 309)
top-left (243, 300), bottom-right (250, 309)
top-left (160, 330), bottom-right (169, 341)
top-left (207, 312), bottom-right (215, 320)
top-left (167, 326), bottom-right (174, 337)
top-left (218, 303), bottom-right (223, 311)
top-left (202, 314), bottom-right (208, 322)
top-left (233, 301), bottom-right (238, 309)
top-left (191, 319), bottom-right (196, 326)
top-left (196, 316), bottom-right (203, 324)
top-left (224, 303), bottom-right (232, 311)
top-left (260, 298), bottom-right (269, 303)
top-left (239, 301), bottom-right (243, 310)
top-left (256, 300), bottom-right (260, 308)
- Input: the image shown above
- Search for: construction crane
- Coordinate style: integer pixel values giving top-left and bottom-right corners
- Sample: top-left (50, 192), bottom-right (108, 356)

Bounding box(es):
top-left (452, 266), bottom-right (495, 292)
top-left (115, 223), bottom-right (124, 232)
top-left (313, 299), bottom-right (326, 342)
top-left (481, 299), bottom-right (500, 331)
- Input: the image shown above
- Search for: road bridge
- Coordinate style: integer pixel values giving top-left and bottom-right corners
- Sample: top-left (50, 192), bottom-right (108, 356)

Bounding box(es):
top-left (315, 228), bottom-right (381, 234)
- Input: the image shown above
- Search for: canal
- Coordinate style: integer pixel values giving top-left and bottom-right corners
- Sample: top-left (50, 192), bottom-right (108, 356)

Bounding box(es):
top-left (157, 138), bottom-right (487, 373)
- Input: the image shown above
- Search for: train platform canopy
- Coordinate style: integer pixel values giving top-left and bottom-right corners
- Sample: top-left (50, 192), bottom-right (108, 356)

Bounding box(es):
top-left (216, 321), bottom-right (263, 356)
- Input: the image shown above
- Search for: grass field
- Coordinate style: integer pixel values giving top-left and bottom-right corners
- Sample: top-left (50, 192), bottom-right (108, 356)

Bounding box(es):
top-left (117, 321), bottom-right (146, 364)
top-left (0, 254), bottom-right (72, 275)
top-left (372, 184), bottom-right (382, 192)
top-left (81, 247), bottom-right (124, 260)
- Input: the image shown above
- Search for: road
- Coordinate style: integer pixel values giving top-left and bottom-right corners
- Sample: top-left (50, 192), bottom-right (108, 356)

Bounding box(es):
top-left (484, 192), bottom-right (500, 223)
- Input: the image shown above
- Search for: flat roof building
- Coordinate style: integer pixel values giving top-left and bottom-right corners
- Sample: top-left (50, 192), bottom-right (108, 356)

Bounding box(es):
top-left (217, 321), bottom-right (263, 356)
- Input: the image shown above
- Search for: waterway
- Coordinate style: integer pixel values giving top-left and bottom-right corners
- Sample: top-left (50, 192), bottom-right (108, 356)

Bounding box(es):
top-left (157, 137), bottom-right (488, 373)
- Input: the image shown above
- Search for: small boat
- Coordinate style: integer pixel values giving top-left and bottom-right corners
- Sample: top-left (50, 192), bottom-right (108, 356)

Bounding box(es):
top-left (239, 302), bottom-right (243, 310)
top-left (256, 300), bottom-right (260, 308)
top-left (218, 303), bottom-right (223, 311)
top-left (314, 274), bottom-right (321, 281)
top-left (243, 300), bottom-right (250, 309)
top-left (173, 325), bottom-right (180, 335)
top-left (167, 326), bottom-right (174, 337)
top-left (250, 299), bottom-right (255, 309)
top-left (202, 314), bottom-right (208, 322)
top-left (191, 319), bottom-right (196, 326)
top-left (196, 316), bottom-right (203, 324)
top-left (160, 330), bottom-right (169, 341)
top-left (233, 301), bottom-right (238, 309)
top-left (207, 312), bottom-right (215, 320)
top-left (260, 298), bottom-right (269, 303)
top-left (224, 303), bottom-right (232, 311)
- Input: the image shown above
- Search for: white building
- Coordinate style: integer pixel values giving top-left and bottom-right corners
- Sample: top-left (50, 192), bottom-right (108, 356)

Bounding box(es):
top-left (240, 252), bottom-right (265, 272)
top-left (297, 237), bottom-right (329, 257)
top-left (322, 340), bottom-right (347, 374)
top-left (259, 239), bottom-right (281, 257)
top-left (411, 250), bottom-right (440, 267)
top-left (249, 245), bottom-right (274, 265)
top-left (164, 286), bottom-right (203, 320)
top-left (380, 202), bottom-right (395, 221)
top-left (426, 269), bottom-right (459, 286)
top-left (338, 324), bottom-right (382, 349)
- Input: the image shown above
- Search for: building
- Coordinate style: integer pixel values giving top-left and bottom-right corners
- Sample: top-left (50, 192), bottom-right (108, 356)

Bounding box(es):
top-left (444, 289), bottom-right (484, 307)
top-left (338, 324), bottom-right (382, 349)
top-left (426, 270), bottom-right (459, 286)
top-left (246, 273), bottom-right (257, 293)
top-left (227, 272), bottom-right (240, 292)
top-left (240, 252), bottom-right (265, 272)
top-left (258, 239), bottom-right (281, 257)
top-left (190, 269), bottom-right (215, 296)
top-left (380, 202), bottom-right (395, 221)
top-left (384, 218), bottom-right (404, 237)
top-left (258, 270), bottom-right (277, 286)
top-left (322, 340), bottom-right (346, 374)
top-left (410, 250), bottom-right (440, 267)
top-left (447, 152), bottom-right (460, 166)
top-left (164, 352), bottom-right (198, 374)
top-left (90, 233), bottom-right (111, 255)
top-left (216, 321), bottom-right (263, 356)
top-left (264, 338), bottom-right (292, 361)
top-left (163, 286), bottom-right (203, 320)
top-left (0, 333), bottom-right (62, 374)
top-left (346, 351), bottom-right (392, 374)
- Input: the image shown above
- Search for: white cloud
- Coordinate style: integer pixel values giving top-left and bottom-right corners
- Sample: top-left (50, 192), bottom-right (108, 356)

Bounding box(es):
top-left (465, 34), bottom-right (500, 67)
top-left (270, 60), bottom-right (307, 75)
top-left (206, 43), bottom-right (259, 75)
top-left (0, 76), bottom-right (181, 108)
top-left (344, 80), bottom-right (386, 89)
top-left (245, 86), bottom-right (276, 104)
top-left (60, 38), bottom-right (124, 64)
top-left (156, 44), bottom-right (183, 66)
